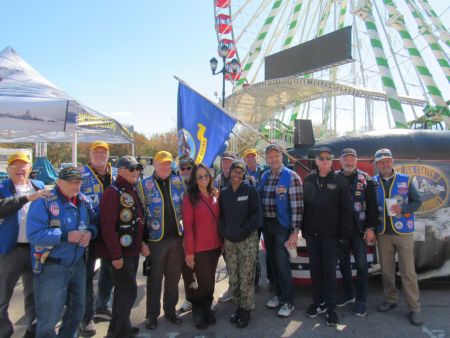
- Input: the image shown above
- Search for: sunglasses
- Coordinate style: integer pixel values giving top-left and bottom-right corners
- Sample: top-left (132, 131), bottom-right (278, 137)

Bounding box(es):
top-left (318, 156), bottom-right (333, 161)
top-left (196, 173), bottom-right (211, 180)
top-left (126, 167), bottom-right (141, 172)
top-left (375, 152), bottom-right (391, 159)
top-left (180, 166), bottom-right (192, 171)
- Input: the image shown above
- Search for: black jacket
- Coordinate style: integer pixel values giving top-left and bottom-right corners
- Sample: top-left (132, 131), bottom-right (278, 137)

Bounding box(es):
top-left (219, 181), bottom-right (262, 243)
top-left (302, 170), bottom-right (353, 239)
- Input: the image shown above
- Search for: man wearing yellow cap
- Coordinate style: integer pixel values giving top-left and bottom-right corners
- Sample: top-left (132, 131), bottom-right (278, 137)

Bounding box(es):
top-left (0, 153), bottom-right (50, 338)
top-left (141, 150), bottom-right (185, 330)
top-left (241, 148), bottom-right (266, 189)
top-left (79, 140), bottom-right (116, 336)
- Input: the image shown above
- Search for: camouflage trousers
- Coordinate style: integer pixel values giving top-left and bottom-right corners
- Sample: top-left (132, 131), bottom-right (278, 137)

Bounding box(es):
top-left (224, 231), bottom-right (258, 310)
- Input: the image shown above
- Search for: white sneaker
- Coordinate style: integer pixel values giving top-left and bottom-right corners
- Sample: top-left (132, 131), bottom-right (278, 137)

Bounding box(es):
top-left (277, 303), bottom-right (294, 317)
top-left (219, 288), bottom-right (233, 302)
top-left (266, 296), bottom-right (281, 309)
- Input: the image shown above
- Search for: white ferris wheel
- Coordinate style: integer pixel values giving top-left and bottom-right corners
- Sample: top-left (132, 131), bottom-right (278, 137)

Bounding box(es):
top-left (213, 0), bottom-right (450, 144)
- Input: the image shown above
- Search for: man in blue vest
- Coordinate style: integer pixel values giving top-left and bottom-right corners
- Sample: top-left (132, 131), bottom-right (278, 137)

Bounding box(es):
top-left (27, 166), bottom-right (98, 338)
top-left (373, 148), bottom-right (423, 325)
top-left (79, 140), bottom-right (115, 336)
top-left (260, 144), bottom-right (304, 318)
top-left (141, 151), bottom-right (185, 330)
top-left (336, 148), bottom-right (377, 317)
top-left (0, 152), bottom-right (50, 338)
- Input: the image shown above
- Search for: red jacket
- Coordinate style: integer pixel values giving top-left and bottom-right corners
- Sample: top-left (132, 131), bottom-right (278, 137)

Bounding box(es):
top-left (182, 193), bottom-right (222, 256)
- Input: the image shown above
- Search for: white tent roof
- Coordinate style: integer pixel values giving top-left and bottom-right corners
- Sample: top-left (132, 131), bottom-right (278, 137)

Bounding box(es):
top-left (0, 46), bottom-right (133, 143)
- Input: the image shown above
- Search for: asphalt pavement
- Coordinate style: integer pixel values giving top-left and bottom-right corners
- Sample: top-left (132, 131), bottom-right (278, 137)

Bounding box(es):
top-left (9, 253), bottom-right (450, 338)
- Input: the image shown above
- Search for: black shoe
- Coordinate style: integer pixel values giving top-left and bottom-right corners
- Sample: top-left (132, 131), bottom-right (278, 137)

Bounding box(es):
top-left (165, 313), bottom-right (182, 325)
top-left (131, 327), bottom-right (140, 335)
top-left (230, 308), bottom-right (240, 324)
top-left (306, 303), bottom-right (326, 318)
top-left (204, 304), bottom-right (216, 325)
top-left (144, 317), bottom-right (157, 330)
top-left (326, 309), bottom-right (338, 326)
top-left (236, 308), bottom-right (250, 329)
top-left (193, 306), bottom-right (208, 330)
top-left (23, 330), bottom-right (35, 338)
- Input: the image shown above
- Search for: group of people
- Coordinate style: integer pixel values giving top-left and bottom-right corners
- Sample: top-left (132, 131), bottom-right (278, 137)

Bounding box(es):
top-left (0, 139), bottom-right (424, 338)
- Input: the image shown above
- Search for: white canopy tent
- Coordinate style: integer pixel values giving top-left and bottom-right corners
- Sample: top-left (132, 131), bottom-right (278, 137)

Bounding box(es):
top-left (0, 46), bottom-right (133, 163)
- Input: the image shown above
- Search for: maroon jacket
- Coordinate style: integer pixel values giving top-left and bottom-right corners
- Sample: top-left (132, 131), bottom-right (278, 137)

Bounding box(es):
top-left (182, 193), bottom-right (222, 256)
top-left (96, 175), bottom-right (145, 260)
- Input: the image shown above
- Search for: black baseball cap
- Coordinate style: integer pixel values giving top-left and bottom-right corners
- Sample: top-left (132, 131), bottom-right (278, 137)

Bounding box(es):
top-left (179, 156), bottom-right (194, 167)
top-left (340, 148), bottom-right (357, 157)
top-left (221, 151), bottom-right (236, 160)
top-left (265, 143), bottom-right (283, 154)
top-left (316, 146), bottom-right (332, 156)
top-left (59, 166), bottom-right (82, 181)
top-left (230, 160), bottom-right (246, 172)
top-left (117, 155), bottom-right (143, 170)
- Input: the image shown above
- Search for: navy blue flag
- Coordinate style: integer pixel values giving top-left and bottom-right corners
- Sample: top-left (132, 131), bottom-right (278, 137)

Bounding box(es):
top-left (177, 81), bottom-right (236, 167)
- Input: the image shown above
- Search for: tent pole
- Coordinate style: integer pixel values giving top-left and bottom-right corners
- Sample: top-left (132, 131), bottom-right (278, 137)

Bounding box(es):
top-left (131, 143), bottom-right (135, 157)
top-left (72, 132), bottom-right (77, 166)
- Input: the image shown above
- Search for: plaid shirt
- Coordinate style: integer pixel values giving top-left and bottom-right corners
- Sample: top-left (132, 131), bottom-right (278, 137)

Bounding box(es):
top-left (261, 166), bottom-right (303, 231)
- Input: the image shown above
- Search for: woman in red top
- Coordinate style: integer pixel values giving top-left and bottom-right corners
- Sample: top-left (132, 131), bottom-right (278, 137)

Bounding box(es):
top-left (182, 163), bottom-right (222, 330)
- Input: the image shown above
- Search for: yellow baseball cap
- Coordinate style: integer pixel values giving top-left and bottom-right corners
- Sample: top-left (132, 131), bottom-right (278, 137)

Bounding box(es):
top-left (8, 152), bottom-right (31, 166)
top-left (154, 151), bottom-right (173, 163)
top-left (90, 140), bottom-right (109, 151)
top-left (242, 148), bottom-right (258, 158)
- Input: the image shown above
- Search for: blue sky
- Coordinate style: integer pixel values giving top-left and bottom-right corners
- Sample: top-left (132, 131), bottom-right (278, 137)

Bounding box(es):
top-left (0, 1), bottom-right (448, 135)
top-left (0, 1), bottom-right (224, 135)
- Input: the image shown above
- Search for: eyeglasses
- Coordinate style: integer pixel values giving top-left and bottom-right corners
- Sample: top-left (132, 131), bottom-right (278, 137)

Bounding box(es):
top-left (318, 156), bottom-right (333, 161)
top-left (180, 166), bottom-right (192, 171)
top-left (196, 173), bottom-right (211, 180)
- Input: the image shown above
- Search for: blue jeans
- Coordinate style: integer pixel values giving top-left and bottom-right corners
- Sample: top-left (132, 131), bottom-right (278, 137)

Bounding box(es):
top-left (263, 218), bottom-right (293, 304)
top-left (84, 244), bottom-right (113, 322)
top-left (337, 233), bottom-right (368, 304)
top-left (34, 258), bottom-right (86, 338)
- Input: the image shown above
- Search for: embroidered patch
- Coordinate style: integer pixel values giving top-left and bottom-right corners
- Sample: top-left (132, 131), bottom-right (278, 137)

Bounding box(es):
top-left (120, 234), bottom-right (133, 247)
top-left (394, 221), bottom-right (403, 230)
top-left (49, 202), bottom-right (59, 216)
top-left (237, 195), bottom-right (249, 202)
top-left (151, 220), bottom-right (160, 230)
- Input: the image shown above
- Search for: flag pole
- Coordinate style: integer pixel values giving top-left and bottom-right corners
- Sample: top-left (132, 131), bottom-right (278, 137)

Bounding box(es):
top-left (174, 76), bottom-right (311, 172)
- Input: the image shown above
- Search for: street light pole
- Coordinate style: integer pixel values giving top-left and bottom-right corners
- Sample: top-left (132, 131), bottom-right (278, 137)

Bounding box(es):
top-left (210, 45), bottom-right (239, 108)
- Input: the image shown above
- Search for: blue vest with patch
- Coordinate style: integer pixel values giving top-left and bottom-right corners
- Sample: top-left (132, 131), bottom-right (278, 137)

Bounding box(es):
top-left (140, 174), bottom-right (184, 241)
top-left (0, 179), bottom-right (45, 254)
top-left (80, 164), bottom-right (116, 214)
top-left (375, 173), bottom-right (414, 234)
top-left (260, 167), bottom-right (293, 229)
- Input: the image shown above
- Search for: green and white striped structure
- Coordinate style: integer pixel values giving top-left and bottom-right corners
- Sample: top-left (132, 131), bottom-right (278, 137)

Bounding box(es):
top-left (236, 0), bottom-right (284, 89)
top-left (383, 0), bottom-right (449, 124)
top-left (353, 0), bottom-right (408, 128)
top-left (405, 0), bottom-right (450, 83)
top-left (282, 0), bottom-right (304, 49)
top-left (416, 0), bottom-right (450, 48)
